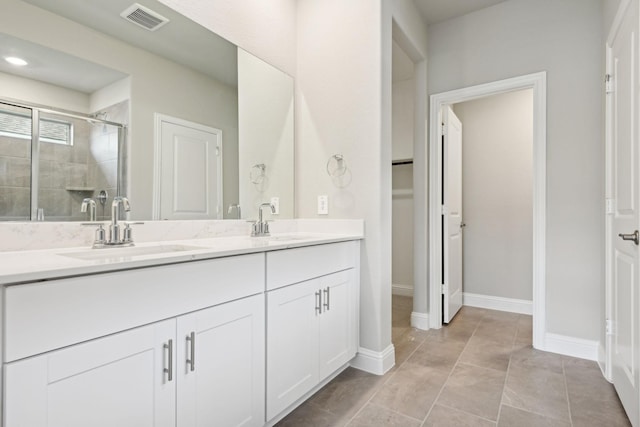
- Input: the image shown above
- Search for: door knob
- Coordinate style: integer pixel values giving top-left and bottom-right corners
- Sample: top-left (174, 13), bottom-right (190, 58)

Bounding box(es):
top-left (618, 230), bottom-right (639, 245)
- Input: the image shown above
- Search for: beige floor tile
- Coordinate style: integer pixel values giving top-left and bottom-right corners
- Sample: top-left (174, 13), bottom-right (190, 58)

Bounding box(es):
top-left (394, 328), bottom-right (430, 365)
top-left (459, 335), bottom-right (512, 371)
top-left (371, 362), bottom-right (449, 420)
top-left (502, 364), bottom-right (570, 422)
top-left (309, 367), bottom-right (388, 421)
top-left (437, 363), bottom-right (506, 421)
top-left (514, 315), bottom-right (533, 344)
top-left (497, 404), bottom-right (570, 427)
top-left (509, 345), bottom-right (564, 374)
top-left (407, 337), bottom-right (466, 372)
top-left (346, 403), bottom-right (421, 427)
top-left (424, 404), bottom-right (496, 426)
top-left (474, 319), bottom-right (518, 345)
top-left (563, 358), bottom-right (631, 427)
top-left (275, 402), bottom-right (343, 427)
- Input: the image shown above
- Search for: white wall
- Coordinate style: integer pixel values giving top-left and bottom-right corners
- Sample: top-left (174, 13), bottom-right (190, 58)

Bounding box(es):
top-left (0, 72), bottom-right (89, 113)
top-left (157, 0), bottom-right (297, 77)
top-left (454, 89), bottom-right (533, 301)
top-left (237, 49), bottom-right (294, 220)
top-left (428, 0), bottom-right (603, 341)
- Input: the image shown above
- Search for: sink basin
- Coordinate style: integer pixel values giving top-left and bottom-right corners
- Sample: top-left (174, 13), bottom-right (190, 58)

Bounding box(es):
top-left (61, 244), bottom-right (206, 261)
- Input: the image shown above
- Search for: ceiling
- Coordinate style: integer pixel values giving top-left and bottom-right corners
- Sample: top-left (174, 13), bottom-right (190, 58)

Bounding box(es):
top-left (12, 0), bottom-right (237, 93)
top-left (414, 0), bottom-right (509, 25)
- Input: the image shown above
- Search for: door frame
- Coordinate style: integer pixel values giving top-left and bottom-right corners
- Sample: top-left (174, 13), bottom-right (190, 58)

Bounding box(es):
top-left (428, 72), bottom-right (547, 350)
top-left (152, 113), bottom-right (223, 220)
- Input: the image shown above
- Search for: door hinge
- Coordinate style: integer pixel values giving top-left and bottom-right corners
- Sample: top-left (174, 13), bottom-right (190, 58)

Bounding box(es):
top-left (441, 205), bottom-right (447, 215)
top-left (441, 284), bottom-right (446, 294)
top-left (606, 319), bottom-right (614, 336)
top-left (606, 198), bottom-right (615, 215)
top-left (441, 123), bottom-right (446, 136)
top-left (216, 145), bottom-right (221, 156)
top-left (605, 74), bottom-right (614, 94)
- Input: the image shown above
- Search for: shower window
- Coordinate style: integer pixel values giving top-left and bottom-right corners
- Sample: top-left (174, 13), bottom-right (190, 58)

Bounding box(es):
top-left (0, 100), bottom-right (125, 221)
top-left (0, 111), bottom-right (73, 145)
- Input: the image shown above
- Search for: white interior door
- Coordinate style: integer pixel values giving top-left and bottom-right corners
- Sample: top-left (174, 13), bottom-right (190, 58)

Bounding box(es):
top-left (156, 115), bottom-right (222, 220)
top-left (609, 0), bottom-right (640, 424)
top-left (442, 105), bottom-right (464, 323)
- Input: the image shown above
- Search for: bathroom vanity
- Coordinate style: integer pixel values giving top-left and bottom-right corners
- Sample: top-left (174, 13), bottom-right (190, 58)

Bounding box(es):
top-left (0, 232), bottom-right (361, 427)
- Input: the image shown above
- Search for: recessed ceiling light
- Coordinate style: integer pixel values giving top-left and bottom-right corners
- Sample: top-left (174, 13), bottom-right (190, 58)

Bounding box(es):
top-left (5, 57), bottom-right (28, 66)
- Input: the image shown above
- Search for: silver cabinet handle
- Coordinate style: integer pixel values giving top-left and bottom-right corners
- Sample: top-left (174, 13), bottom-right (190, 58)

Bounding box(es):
top-left (163, 339), bottom-right (173, 382)
top-left (619, 230), bottom-right (639, 245)
top-left (323, 286), bottom-right (330, 311)
top-left (315, 290), bottom-right (322, 315)
top-left (186, 331), bottom-right (196, 372)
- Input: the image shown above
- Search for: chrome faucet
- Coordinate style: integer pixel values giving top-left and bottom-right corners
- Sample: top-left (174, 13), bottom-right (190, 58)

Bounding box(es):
top-left (81, 198), bottom-right (97, 221)
top-left (252, 203), bottom-right (276, 237)
top-left (108, 196), bottom-right (132, 245)
top-left (228, 203), bottom-right (242, 219)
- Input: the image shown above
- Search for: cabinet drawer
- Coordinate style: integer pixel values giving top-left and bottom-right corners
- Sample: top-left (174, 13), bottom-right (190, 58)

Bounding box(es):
top-left (266, 241), bottom-right (358, 291)
top-left (5, 253), bottom-right (264, 362)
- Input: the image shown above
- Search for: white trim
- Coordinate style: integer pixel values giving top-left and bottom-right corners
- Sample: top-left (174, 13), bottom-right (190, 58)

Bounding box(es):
top-left (544, 333), bottom-right (599, 361)
top-left (428, 72), bottom-right (547, 352)
top-left (350, 345), bottom-right (395, 375)
top-left (152, 113), bottom-right (223, 220)
top-left (462, 292), bottom-right (532, 315)
top-left (598, 343), bottom-right (612, 382)
top-left (392, 283), bottom-right (414, 297)
top-left (411, 311), bottom-right (430, 330)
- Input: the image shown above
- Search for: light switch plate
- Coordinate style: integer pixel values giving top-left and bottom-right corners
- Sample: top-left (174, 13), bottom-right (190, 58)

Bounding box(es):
top-left (270, 197), bottom-right (280, 215)
top-left (317, 195), bottom-right (328, 215)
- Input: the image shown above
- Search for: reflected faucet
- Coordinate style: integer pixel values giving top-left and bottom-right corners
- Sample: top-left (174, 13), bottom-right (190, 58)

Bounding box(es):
top-left (252, 203), bottom-right (276, 237)
top-left (81, 198), bottom-right (97, 222)
top-left (228, 204), bottom-right (242, 219)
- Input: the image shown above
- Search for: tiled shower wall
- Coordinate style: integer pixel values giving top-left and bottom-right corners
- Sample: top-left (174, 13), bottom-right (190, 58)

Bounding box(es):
top-left (0, 100), bottom-right (128, 221)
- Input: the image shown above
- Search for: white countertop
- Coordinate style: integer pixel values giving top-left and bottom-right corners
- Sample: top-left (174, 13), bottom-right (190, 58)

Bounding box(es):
top-left (0, 232), bottom-right (362, 285)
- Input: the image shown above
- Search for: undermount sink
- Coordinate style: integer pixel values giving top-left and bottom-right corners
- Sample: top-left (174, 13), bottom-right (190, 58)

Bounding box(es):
top-left (61, 244), bottom-right (206, 261)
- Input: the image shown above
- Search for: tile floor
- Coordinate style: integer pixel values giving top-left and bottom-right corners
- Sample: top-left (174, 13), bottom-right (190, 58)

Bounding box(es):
top-left (276, 295), bottom-right (631, 427)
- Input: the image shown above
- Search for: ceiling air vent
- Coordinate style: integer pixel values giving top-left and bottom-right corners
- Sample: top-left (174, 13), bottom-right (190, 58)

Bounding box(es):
top-left (120, 3), bottom-right (169, 31)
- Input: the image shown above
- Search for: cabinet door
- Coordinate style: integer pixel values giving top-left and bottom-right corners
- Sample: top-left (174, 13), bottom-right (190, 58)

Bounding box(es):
top-left (266, 279), bottom-right (320, 420)
top-left (4, 320), bottom-right (176, 427)
top-left (318, 269), bottom-right (357, 379)
top-left (177, 294), bottom-right (265, 427)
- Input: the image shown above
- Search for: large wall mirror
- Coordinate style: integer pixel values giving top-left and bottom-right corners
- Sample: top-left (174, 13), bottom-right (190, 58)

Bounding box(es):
top-left (0, 0), bottom-right (294, 221)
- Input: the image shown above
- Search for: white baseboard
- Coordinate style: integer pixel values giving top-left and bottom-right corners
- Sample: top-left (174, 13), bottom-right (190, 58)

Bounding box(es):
top-left (350, 344), bottom-right (395, 375)
top-left (392, 283), bottom-right (413, 297)
top-left (411, 311), bottom-right (430, 330)
top-left (543, 333), bottom-right (599, 361)
top-left (463, 292), bottom-right (532, 315)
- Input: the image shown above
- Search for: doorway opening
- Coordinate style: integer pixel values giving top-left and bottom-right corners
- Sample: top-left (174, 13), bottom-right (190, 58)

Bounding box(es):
top-left (428, 72), bottom-right (547, 350)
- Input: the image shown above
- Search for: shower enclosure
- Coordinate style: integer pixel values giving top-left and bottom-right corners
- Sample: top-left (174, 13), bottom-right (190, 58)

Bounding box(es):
top-left (0, 100), bottom-right (126, 221)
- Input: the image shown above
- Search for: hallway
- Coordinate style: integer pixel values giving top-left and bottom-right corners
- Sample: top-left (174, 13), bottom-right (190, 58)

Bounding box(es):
top-left (277, 296), bottom-right (630, 426)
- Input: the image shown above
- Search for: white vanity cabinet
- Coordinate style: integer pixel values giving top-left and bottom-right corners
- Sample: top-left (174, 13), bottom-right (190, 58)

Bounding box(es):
top-left (265, 242), bottom-right (359, 421)
top-left (3, 254), bottom-right (265, 427)
top-left (176, 294), bottom-right (265, 427)
top-left (5, 319), bottom-right (176, 427)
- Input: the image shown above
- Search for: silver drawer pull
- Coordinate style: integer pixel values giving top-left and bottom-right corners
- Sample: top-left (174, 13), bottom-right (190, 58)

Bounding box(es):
top-left (164, 339), bottom-right (173, 382)
top-left (315, 290), bottom-right (322, 315)
top-left (186, 331), bottom-right (196, 372)
top-left (323, 286), bottom-right (330, 311)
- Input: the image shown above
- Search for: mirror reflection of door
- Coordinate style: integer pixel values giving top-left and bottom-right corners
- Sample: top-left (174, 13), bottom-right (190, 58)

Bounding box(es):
top-left (155, 114), bottom-right (222, 220)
